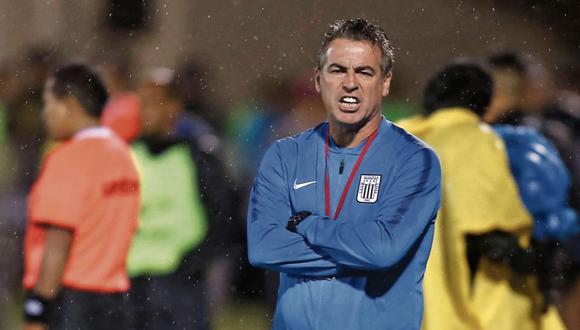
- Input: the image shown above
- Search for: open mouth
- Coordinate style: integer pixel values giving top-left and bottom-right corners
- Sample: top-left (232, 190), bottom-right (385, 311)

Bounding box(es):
top-left (338, 96), bottom-right (361, 111)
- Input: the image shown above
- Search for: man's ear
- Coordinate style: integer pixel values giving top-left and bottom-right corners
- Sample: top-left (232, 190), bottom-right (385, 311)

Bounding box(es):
top-left (382, 72), bottom-right (392, 97)
top-left (314, 67), bottom-right (321, 93)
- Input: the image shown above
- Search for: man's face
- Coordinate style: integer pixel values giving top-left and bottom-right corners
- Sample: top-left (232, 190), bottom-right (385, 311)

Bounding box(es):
top-left (523, 67), bottom-right (555, 114)
top-left (42, 79), bottom-right (72, 140)
top-left (485, 69), bottom-right (526, 122)
top-left (315, 38), bottom-right (391, 128)
top-left (138, 82), bottom-right (178, 137)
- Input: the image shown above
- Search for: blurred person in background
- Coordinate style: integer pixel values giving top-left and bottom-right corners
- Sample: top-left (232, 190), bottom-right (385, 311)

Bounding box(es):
top-left (248, 18), bottom-right (442, 330)
top-left (174, 61), bottom-right (243, 310)
top-left (173, 59), bottom-right (221, 153)
top-left (483, 52), bottom-right (528, 125)
top-left (127, 67), bottom-right (235, 330)
top-left (398, 61), bottom-right (543, 330)
top-left (486, 52), bottom-right (580, 214)
top-left (100, 54), bottom-right (142, 143)
top-left (22, 63), bottom-right (140, 330)
top-left (523, 61), bottom-right (580, 214)
top-left (486, 52), bottom-right (580, 330)
top-left (493, 125), bottom-right (579, 329)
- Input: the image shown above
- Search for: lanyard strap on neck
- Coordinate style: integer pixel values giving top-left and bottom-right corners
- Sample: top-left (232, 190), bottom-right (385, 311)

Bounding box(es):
top-left (325, 126), bottom-right (379, 220)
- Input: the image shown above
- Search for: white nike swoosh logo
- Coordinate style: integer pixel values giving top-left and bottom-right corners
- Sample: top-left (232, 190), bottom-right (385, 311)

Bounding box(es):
top-left (293, 179), bottom-right (317, 190)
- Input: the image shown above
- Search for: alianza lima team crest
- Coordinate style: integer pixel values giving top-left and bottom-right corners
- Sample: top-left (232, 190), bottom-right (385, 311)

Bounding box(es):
top-left (357, 175), bottom-right (381, 203)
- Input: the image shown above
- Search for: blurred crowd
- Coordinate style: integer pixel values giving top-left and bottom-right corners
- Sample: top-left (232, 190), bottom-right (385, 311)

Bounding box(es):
top-left (0, 45), bottom-right (578, 329)
top-left (0, 48), bottom-right (332, 329)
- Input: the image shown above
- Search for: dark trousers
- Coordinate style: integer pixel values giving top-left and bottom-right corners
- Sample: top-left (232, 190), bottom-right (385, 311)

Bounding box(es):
top-left (47, 288), bottom-right (129, 330)
top-left (128, 272), bottom-right (210, 330)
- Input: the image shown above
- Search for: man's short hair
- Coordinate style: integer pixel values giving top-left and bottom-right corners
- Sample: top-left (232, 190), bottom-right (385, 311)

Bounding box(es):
top-left (318, 18), bottom-right (395, 77)
top-left (488, 52), bottom-right (526, 75)
top-left (50, 63), bottom-right (109, 118)
top-left (422, 60), bottom-right (494, 117)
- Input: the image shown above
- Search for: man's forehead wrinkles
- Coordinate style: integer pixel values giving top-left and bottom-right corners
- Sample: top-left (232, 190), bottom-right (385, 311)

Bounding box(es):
top-left (323, 45), bottom-right (382, 69)
top-left (325, 48), bottom-right (369, 61)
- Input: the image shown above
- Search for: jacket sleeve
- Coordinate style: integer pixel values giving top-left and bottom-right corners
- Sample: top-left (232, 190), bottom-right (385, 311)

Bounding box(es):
top-left (247, 141), bottom-right (339, 276)
top-left (296, 148), bottom-right (442, 270)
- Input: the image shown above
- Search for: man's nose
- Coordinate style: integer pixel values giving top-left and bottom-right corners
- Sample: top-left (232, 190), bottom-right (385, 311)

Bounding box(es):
top-left (342, 71), bottom-right (358, 92)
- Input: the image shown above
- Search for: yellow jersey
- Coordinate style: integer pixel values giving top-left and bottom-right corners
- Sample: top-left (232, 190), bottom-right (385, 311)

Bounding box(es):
top-left (398, 108), bottom-right (545, 330)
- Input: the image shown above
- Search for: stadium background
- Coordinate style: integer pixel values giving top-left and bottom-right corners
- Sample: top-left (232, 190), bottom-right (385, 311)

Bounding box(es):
top-left (0, 0), bottom-right (578, 329)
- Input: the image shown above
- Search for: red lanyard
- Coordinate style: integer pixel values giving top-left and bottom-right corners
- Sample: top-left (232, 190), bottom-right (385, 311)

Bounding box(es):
top-left (325, 126), bottom-right (379, 220)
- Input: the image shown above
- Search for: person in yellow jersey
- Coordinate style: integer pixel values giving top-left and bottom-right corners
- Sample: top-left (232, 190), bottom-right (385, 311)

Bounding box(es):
top-left (398, 60), bottom-right (547, 330)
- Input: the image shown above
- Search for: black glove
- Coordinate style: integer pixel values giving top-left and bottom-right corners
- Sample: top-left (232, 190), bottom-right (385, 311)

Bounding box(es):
top-left (286, 211), bottom-right (312, 233)
top-left (467, 231), bottom-right (538, 274)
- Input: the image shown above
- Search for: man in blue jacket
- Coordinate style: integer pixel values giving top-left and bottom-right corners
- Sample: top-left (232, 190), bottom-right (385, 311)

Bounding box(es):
top-left (247, 18), bottom-right (442, 330)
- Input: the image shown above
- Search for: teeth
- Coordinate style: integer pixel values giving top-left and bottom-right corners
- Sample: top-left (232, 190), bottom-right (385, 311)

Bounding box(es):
top-left (341, 97), bottom-right (358, 104)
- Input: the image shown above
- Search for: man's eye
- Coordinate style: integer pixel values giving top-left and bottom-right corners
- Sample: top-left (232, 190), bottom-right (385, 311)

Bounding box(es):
top-left (360, 71), bottom-right (373, 76)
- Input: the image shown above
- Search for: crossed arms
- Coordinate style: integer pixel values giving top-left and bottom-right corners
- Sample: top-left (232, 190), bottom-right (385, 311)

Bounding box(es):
top-left (247, 142), bottom-right (441, 276)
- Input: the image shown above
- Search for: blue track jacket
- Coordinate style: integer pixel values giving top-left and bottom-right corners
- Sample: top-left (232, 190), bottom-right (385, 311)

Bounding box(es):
top-left (247, 117), bottom-right (442, 330)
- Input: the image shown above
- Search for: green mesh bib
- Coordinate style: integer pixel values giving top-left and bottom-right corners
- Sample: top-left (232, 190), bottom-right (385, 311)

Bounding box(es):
top-left (127, 142), bottom-right (208, 276)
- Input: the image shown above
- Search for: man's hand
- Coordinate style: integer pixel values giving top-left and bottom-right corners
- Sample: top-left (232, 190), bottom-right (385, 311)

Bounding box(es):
top-left (23, 322), bottom-right (46, 330)
top-left (23, 225), bottom-right (72, 327)
top-left (286, 211), bottom-right (312, 233)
